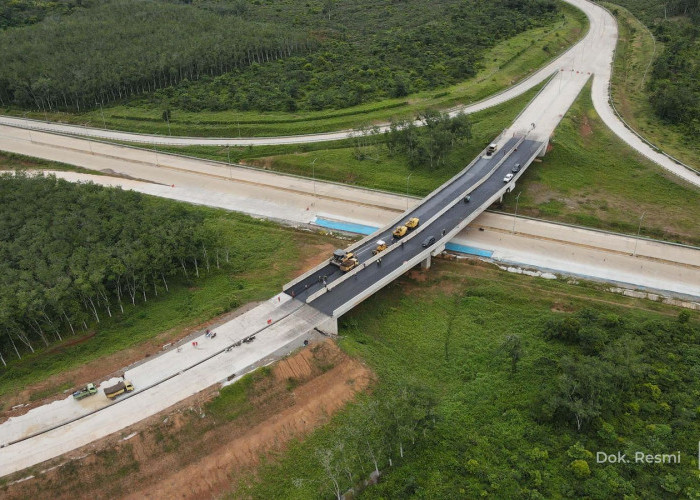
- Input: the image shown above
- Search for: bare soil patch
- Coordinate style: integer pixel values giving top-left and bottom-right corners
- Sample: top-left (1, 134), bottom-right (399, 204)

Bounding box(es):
top-left (294, 240), bottom-right (337, 278)
top-left (579, 115), bottom-right (592, 138)
top-left (2, 340), bottom-right (372, 500)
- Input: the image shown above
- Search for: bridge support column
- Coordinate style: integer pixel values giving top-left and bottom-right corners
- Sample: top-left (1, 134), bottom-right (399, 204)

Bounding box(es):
top-left (538, 138), bottom-right (549, 157)
top-left (318, 315), bottom-right (338, 336)
top-left (421, 255), bottom-right (431, 270)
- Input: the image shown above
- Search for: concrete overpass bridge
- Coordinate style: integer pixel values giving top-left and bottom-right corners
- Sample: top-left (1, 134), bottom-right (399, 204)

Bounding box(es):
top-left (285, 133), bottom-right (546, 329)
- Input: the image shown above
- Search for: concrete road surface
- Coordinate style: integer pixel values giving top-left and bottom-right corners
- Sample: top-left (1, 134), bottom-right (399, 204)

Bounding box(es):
top-left (0, 296), bottom-right (331, 477)
top-left (20, 170), bottom-right (700, 300)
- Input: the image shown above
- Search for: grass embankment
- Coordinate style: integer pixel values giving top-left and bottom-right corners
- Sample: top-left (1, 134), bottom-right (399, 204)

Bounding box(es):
top-left (238, 259), bottom-right (699, 498)
top-left (8, 3), bottom-right (586, 137)
top-left (0, 152), bottom-right (99, 174)
top-left (149, 86), bottom-right (543, 197)
top-left (0, 201), bottom-right (340, 403)
top-left (500, 80), bottom-right (700, 245)
top-left (605, 3), bottom-right (699, 168)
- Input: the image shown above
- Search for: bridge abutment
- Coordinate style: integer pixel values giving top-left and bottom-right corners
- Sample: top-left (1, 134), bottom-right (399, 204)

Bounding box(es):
top-left (317, 315), bottom-right (338, 336)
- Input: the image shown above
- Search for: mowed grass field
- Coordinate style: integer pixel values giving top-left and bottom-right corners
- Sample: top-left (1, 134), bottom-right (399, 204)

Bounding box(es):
top-left (0, 152), bottom-right (98, 174)
top-left (500, 81), bottom-right (700, 245)
top-left (9, 3), bottom-right (586, 137)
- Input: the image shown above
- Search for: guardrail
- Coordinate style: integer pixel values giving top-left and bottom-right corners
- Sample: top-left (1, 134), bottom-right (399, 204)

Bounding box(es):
top-left (487, 209), bottom-right (700, 251)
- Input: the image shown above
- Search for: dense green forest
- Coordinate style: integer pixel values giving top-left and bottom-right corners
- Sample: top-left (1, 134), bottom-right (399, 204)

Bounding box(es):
top-left (0, 0), bottom-right (561, 113)
top-left (0, 0), bottom-right (311, 111)
top-left (0, 0), bottom-right (92, 29)
top-left (0, 173), bottom-right (217, 367)
top-left (242, 266), bottom-right (700, 499)
top-left (384, 111), bottom-right (472, 169)
top-left (602, 0), bottom-right (699, 137)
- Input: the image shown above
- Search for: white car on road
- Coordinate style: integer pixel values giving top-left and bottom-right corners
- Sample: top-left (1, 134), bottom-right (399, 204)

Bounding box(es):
top-left (503, 173), bottom-right (514, 183)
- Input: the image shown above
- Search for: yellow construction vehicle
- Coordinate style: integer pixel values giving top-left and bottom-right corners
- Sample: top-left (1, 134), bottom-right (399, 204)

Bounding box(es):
top-left (331, 249), bottom-right (355, 267)
top-left (405, 217), bottom-right (420, 230)
top-left (392, 225), bottom-right (408, 238)
top-left (372, 240), bottom-right (387, 255)
top-left (339, 256), bottom-right (359, 272)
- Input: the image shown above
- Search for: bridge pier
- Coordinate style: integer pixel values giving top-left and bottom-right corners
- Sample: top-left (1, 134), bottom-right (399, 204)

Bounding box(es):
top-left (538, 138), bottom-right (549, 157)
top-left (421, 254), bottom-right (431, 270)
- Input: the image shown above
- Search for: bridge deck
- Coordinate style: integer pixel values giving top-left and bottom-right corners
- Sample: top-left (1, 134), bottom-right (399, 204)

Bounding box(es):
top-left (286, 138), bottom-right (544, 315)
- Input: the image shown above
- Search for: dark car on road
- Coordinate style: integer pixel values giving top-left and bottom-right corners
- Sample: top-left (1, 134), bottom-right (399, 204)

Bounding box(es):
top-left (421, 236), bottom-right (436, 248)
top-left (512, 163), bottom-right (521, 173)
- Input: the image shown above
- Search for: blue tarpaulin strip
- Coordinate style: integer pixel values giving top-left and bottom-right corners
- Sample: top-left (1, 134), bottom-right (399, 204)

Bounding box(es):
top-left (314, 217), bottom-right (378, 235)
top-left (314, 218), bottom-right (493, 257)
top-left (445, 242), bottom-right (493, 258)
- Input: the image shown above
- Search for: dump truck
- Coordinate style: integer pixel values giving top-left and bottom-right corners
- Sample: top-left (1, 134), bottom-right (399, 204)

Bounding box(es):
top-left (331, 249), bottom-right (355, 267)
top-left (72, 383), bottom-right (97, 400)
top-left (339, 256), bottom-right (359, 272)
top-left (393, 225), bottom-right (408, 238)
top-left (104, 380), bottom-right (134, 400)
top-left (372, 240), bottom-right (387, 255)
top-left (405, 217), bottom-right (420, 230)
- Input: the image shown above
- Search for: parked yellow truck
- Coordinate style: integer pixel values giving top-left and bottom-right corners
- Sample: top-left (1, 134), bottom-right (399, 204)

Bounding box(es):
top-left (104, 380), bottom-right (134, 400)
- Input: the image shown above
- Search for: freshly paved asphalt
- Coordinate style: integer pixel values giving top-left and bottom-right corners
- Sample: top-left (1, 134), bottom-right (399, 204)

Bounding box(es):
top-left (287, 139), bottom-right (543, 314)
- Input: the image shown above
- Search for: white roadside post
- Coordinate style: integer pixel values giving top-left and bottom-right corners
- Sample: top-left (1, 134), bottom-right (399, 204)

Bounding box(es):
top-left (633, 211), bottom-right (646, 257)
top-left (512, 191), bottom-right (521, 234)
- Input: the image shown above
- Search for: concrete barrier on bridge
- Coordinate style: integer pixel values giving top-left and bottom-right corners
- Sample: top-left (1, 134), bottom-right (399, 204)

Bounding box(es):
top-left (309, 136), bottom-right (532, 307)
top-left (330, 139), bottom-right (545, 318)
top-left (281, 133), bottom-right (511, 293)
